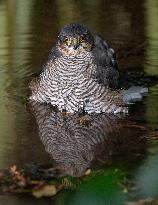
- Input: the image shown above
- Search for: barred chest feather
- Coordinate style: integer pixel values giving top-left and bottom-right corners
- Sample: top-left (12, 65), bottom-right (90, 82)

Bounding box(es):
top-left (29, 53), bottom-right (128, 114)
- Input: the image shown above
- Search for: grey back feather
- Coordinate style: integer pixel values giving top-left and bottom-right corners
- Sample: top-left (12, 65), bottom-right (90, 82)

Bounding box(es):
top-left (92, 34), bottom-right (119, 88)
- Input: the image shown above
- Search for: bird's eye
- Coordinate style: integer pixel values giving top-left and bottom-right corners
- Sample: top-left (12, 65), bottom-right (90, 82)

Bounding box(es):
top-left (65, 37), bottom-right (71, 43)
top-left (80, 35), bottom-right (86, 43)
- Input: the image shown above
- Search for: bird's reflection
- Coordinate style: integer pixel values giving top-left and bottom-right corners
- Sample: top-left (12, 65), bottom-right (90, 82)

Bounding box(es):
top-left (29, 101), bottom-right (146, 176)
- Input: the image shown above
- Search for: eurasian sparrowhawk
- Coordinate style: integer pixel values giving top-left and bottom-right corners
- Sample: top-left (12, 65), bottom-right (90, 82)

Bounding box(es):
top-left (29, 23), bottom-right (141, 113)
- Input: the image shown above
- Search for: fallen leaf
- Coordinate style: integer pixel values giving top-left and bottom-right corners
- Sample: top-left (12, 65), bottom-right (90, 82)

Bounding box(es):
top-left (10, 166), bottom-right (28, 188)
top-left (32, 185), bottom-right (57, 198)
top-left (10, 165), bottom-right (18, 175)
top-left (85, 169), bottom-right (91, 176)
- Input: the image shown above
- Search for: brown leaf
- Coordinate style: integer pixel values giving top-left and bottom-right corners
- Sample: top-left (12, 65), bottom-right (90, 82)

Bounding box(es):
top-left (32, 185), bottom-right (57, 198)
top-left (10, 165), bottom-right (18, 175)
top-left (85, 169), bottom-right (91, 176)
top-left (10, 165), bottom-right (28, 188)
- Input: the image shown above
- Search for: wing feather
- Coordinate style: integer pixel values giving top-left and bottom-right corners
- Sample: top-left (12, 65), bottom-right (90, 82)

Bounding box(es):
top-left (92, 34), bottom-right (119, 89)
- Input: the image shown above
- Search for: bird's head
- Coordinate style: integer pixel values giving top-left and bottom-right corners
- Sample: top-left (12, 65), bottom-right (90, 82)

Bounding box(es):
top-left (57, 23), bottom-right (94, 57)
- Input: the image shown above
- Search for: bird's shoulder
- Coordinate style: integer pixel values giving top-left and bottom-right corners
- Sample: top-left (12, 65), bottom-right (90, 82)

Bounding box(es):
top-left (48, 44), bottom-right (62, 61)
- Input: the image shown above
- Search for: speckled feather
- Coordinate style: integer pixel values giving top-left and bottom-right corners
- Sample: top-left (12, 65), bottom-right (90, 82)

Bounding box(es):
top-left (29, 24), bottom-right (127, 113)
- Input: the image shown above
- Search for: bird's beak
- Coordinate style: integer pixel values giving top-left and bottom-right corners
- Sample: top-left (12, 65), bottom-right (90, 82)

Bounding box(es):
top-left (73, 38), bottom-right (79, 50)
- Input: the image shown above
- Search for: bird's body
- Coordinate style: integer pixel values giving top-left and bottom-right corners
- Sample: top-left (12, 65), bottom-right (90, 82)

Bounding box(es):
top-left (29, 23), bottom-right (127, 113)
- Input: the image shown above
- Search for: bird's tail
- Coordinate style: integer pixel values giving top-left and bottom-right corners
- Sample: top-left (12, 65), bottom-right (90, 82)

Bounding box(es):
top-left (121, 86), bottom-right (148, 104)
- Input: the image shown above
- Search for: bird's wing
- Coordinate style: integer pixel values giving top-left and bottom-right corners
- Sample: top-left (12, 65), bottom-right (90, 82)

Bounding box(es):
top-left (92, 34), bottom-right (119, 89)
top-left (119, 72), bottom-right (158, 88)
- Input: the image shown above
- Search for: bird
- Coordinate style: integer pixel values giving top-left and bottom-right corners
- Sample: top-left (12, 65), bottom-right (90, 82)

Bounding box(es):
top-left (29, 23), bottom-right (146, 114)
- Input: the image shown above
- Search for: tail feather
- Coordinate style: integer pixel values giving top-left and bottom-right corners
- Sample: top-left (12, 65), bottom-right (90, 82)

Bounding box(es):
top-left (121, 86), bottom-right (148, 104)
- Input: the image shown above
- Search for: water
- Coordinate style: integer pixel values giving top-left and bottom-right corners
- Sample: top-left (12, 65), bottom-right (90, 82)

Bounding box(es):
top-left (0, 0), bottom-right (158, 204)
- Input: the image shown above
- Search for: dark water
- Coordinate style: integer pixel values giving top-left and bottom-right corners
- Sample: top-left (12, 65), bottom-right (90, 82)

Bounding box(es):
top-left (0, 0), bottom-right (158, 204)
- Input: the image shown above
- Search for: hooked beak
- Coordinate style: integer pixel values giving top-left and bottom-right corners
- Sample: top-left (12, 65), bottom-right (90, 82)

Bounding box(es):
top-left (73, 37), bottom-right (79, 50)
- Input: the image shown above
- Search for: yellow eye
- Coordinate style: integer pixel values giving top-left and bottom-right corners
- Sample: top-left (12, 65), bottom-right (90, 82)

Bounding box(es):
top-left (80, 36), bottom-right (86, 43)
top-left (65, 37), bottom-right (71, 43)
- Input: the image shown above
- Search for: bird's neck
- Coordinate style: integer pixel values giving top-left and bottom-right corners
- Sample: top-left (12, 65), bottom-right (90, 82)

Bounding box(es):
top-left (61, 51), bottom-right (93, 62)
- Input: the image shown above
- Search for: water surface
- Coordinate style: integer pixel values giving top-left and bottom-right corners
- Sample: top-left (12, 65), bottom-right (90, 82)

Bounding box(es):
top-left (0, 0), bottom-right (158, 204)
